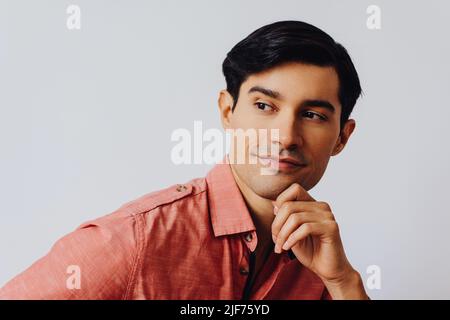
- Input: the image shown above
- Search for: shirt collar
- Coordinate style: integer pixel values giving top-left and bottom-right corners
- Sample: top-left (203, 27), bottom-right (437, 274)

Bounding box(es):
top-left (205, 155), bottom-right (297, 261)
top-left (206, 155), bottom-right (256, 238)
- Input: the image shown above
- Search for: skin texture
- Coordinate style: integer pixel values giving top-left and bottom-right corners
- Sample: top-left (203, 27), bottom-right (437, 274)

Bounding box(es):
top-left (218, 62), bottom-right (368, 299)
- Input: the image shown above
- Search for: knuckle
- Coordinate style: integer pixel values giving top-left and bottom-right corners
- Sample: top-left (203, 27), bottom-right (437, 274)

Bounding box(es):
top-left (288, 213), bottom-right (299, 225)
top-left (318, 201), bottom-right (331, 211)
top-left (302, 223), bottom-right (312, 233)
top-left (325, 211), bottom-right (335, 221)
top-left (293, 211), bottom-right (303, 220)
top-left (294, 212), bottom-right (306, 223)
top-left (291, 183), bottom-right (302, 193)
top-left (282, 201), bottom-right (294, 213)
top-left (329, 221), bottom-right (339, 233)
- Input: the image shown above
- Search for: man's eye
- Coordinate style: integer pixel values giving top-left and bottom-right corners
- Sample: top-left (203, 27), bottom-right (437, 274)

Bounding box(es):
top-left (303, 111), bottom-right (326, 121)
top-left (254, 102), bottom-right (274, 112)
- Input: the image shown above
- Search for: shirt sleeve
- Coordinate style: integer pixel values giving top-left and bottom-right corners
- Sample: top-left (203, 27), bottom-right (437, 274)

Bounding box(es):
top-left (0, 210), bottom-right (142, 300)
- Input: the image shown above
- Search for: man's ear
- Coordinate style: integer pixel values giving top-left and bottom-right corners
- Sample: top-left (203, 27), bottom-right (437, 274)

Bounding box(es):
top-left (218, 89), bottom-right (234, 129)
top-left (331, 119), bottom-right (356, 156)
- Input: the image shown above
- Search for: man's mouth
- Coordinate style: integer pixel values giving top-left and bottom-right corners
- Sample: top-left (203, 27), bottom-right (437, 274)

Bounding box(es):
top-left (257, 155), bottom-right (306, 172)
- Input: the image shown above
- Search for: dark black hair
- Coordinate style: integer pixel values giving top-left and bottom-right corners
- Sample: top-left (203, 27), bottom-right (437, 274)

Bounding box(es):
top-left (222, 20), bottom-right (362, 129)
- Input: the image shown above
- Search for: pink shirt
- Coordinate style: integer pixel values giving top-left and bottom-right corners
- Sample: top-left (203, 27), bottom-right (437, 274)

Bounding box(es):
top-left (0, 157), bottom-right (331, 300)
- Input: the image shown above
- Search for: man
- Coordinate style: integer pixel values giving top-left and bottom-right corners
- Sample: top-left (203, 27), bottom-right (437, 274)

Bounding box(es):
top-left (0, 20), bottom-right (368, 299)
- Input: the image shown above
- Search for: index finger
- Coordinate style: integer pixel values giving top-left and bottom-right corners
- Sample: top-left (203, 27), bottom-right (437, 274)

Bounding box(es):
top-left (274, 183), bottom-right (315, 210)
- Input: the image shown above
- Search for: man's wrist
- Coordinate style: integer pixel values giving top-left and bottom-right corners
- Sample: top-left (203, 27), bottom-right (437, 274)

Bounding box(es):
top-left (322, 269), bottom-right (369, 300)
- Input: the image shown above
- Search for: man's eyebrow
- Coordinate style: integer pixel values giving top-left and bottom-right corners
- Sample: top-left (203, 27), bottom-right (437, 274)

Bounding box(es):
top-left (248, 86), bottom-right (336, 113)
top-left (300, 99), bottom-right (336, 113)
top-left (248, 86), bottom-right (283, 100)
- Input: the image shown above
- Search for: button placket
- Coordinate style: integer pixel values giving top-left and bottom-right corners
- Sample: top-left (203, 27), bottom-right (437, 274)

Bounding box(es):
top-left (234, 243), bottom-right (251, 299)
top-left (242, 231), bottom-right (257, 251)
top-left (238, 235), bottom-right (253, 277)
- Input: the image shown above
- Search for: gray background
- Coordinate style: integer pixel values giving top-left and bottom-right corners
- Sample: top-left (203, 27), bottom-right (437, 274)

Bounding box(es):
top-left (1, 0), bottom-right (449, 299)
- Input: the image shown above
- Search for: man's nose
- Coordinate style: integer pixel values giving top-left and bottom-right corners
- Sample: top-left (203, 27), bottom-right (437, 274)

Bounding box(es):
top-left (274, 112), bottom-right (303, 151)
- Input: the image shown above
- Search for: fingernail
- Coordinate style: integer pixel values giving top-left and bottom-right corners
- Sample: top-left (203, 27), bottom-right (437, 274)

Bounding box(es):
top-left (274, 244), bottom-right (281, 253)
top-left (273, 206), bottom-right (278, 215)
top-left (282, 242), bottom-right (289, 250)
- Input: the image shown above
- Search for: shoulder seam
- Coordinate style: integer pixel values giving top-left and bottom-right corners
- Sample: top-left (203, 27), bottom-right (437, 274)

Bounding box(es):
top-left (132, 187), bottom-right (207, 218)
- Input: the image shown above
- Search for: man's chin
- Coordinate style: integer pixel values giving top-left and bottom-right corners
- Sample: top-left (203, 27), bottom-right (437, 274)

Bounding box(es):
top-left (249, 175), bottom-right (302, 200)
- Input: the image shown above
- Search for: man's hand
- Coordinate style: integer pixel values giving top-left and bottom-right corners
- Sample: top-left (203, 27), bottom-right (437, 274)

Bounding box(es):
top-left (271, 183), bottom-right (369, 300)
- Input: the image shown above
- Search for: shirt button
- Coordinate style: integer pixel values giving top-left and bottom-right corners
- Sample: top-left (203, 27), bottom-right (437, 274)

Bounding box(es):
top-left (244, 233), bottom-right (253, 242)
top-left (176, 184), bottom-right (187, 192)
top-left (239, 267), bottom-right (249, 275)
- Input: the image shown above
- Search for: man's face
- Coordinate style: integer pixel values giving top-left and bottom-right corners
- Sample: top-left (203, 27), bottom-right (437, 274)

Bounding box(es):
top-left (218, 62), bottom-right (355, 200)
